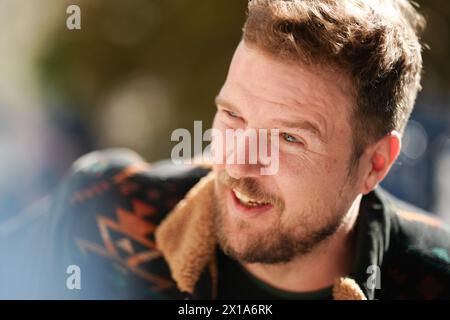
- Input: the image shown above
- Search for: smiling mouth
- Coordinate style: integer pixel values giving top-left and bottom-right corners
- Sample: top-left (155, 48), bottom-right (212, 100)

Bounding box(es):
top-left (232, 188), bottom-right (271, 207)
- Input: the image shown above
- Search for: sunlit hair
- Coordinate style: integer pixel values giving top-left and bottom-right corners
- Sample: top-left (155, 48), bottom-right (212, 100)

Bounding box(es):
top-left (243, 0), bottom-right (425, 161)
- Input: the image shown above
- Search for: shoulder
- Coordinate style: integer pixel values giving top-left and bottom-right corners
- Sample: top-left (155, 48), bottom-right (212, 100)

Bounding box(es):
top-left (66, 148), bottom-right (209, 200)
top-left (380, 189), bottom-right (450, 259)
top-left (60, 148), bottom-right (210, 218)
top-left (2, 148), bottom-right (210, 299)
top-left (52, 148), bottom-right (211, 242)
top-left (375, 189), bottom-right (450, 299)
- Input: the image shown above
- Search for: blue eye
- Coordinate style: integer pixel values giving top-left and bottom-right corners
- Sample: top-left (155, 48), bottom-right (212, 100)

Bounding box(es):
top-left (282, 133), bottom-right (299, 143)
top-left (225, 110), bottom-right (239, 118)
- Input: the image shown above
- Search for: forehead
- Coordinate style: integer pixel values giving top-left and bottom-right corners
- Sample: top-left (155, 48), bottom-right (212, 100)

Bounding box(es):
top-left (219, 41), bottom-right (354, 137)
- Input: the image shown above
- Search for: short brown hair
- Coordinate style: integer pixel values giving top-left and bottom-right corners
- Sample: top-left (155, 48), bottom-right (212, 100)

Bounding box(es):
top-left (243, 0), bottom-right (425, 160)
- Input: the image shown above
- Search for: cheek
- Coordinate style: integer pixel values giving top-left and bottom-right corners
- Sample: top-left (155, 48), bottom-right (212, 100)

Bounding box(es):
top-left (278, 152), bottom-right (323, 184)
top-left (276, 152), bottom-right (348, 205)
top-left (275, 160), bottom-right (317, 209)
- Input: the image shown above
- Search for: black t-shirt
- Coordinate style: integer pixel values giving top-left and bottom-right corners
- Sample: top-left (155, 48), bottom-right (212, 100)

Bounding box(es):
top-left (216, 249), bottom-right (333, 300)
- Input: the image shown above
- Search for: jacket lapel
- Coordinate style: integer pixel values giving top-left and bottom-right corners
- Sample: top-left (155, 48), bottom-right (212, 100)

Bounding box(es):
top-left (155, 172), bottom-right (217, 295)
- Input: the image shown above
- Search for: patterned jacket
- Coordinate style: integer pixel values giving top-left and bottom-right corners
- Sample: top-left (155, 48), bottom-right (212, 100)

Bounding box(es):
top-left (0, 149), bottom-right (449, 299)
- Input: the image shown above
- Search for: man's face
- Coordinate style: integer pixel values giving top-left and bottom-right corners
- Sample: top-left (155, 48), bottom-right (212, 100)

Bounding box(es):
top-left (212, 41), bottom-right (363, 264)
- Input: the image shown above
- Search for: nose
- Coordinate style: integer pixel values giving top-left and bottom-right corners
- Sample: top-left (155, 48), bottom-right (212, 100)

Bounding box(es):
top-left (224, 128), bottom-right (264, 180)
top-left (225, 162), bottom-right (261, 180)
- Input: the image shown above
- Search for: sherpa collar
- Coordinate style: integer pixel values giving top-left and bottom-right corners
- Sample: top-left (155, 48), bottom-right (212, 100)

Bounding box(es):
top-left (155, 171), bottom-right (367, 300)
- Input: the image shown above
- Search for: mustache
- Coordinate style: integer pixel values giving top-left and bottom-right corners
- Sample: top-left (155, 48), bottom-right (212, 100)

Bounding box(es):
top-left (217, 170), bottom-right (285, 211)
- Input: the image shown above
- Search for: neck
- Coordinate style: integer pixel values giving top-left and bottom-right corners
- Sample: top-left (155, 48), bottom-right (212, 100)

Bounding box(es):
top-left (241, 195), bottom-right (361, 292)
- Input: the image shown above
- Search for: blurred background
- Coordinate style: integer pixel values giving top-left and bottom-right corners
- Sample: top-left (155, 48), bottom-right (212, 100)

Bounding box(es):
top-left (0, 0), bottom-right (449, 223)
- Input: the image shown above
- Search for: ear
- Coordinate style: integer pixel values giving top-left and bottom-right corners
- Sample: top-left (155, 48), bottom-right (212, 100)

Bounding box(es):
top-left (361, 131), bottom-right (401, 195)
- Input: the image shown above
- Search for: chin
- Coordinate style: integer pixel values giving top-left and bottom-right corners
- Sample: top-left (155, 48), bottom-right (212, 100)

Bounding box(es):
top-left (219, 219), bottom-right (266, 256)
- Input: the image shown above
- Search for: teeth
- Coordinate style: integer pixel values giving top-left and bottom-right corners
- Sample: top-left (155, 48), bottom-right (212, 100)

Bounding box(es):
top-left (234, 189), bottom-right (253, 203)
top-left (233, 189), bottom-right (267, 206)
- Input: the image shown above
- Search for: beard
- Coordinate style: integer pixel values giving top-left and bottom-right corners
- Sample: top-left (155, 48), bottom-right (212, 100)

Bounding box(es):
top-left (213, 169), bottom-right (351, 264)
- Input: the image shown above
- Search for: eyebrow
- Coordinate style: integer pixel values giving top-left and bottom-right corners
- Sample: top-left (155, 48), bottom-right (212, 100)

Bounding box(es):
top-left (215, 96), bottom-right (239, 112)
top-left (215, 96), bottom-right (326, 141)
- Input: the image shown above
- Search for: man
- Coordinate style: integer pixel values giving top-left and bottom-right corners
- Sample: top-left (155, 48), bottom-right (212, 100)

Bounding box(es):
top-left (1, 0), bottom-right (449, 300)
